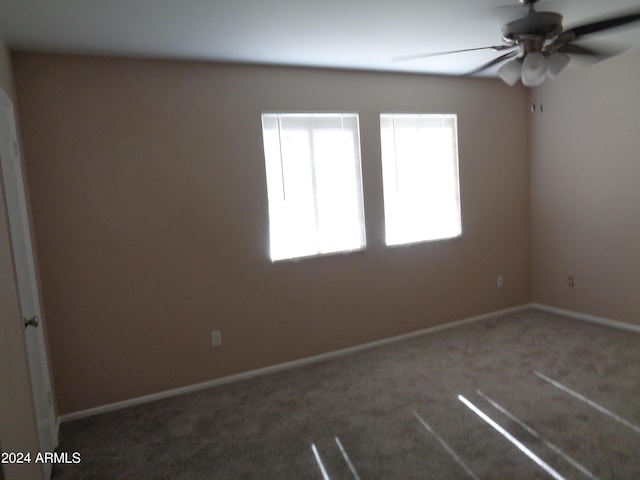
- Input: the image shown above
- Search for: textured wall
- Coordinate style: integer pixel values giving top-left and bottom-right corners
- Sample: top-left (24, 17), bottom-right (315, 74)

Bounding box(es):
top-left (531, 50), bottom-right (640, 324)
top-left (13, 52), bottom-right (531, 414)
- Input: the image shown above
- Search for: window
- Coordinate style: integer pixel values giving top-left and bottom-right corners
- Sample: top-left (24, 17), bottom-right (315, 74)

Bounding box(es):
top-left (380, 113), bottom-right (462, 246)
top-left (261, 113), bottom-right (366, 261)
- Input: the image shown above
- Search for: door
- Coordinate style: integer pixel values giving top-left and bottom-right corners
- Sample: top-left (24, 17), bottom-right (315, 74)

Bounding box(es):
top-left (0, 87), bottom-right (57, 477)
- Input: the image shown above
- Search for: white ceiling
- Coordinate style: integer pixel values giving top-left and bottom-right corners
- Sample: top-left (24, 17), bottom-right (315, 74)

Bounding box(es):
top-left (1, 0), bottom-right (640, 77)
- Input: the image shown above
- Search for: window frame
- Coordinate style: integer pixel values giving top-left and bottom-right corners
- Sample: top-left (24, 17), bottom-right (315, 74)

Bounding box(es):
top-left (379, 112), bottom-right (463, 248)
top-left (261, 112), bottom-right (367, 262)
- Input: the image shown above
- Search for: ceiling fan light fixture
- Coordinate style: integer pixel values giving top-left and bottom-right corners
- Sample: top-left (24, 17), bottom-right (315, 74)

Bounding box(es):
top-left (546, 52), bottom-right (570, 79)
top-left (521, 51), bottom-right (547, 87)
top-left (498, 59), bottom-right (523, 86)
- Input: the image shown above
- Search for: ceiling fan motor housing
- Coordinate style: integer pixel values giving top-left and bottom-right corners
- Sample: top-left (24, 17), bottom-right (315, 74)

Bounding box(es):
top-left (502, 11), bottom-right (564, 46)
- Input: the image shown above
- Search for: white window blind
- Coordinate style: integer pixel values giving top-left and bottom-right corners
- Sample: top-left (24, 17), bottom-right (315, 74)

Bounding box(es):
top-left (380, 113), bottom-right (462, 246)
top-left (261, 113), bottom-right (366, 261)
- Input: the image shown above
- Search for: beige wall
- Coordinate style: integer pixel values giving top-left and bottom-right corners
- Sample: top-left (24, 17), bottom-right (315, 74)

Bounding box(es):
top-left (12, 52), bottom-right (531, 414)
top-left (531, 50), bottom-right (640, 325)
top-left (0, 40), bottom-right (44, 480)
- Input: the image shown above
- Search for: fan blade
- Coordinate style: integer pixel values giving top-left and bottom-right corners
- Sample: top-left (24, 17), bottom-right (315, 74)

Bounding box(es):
top-left (558, 43), bottom-right (622, 59)
top-left (392, 45), bottom-right (513, 63)
top-left (566, 10), bottom-right (640, 39)
top-left (464, 49), bottom-right (521, 76)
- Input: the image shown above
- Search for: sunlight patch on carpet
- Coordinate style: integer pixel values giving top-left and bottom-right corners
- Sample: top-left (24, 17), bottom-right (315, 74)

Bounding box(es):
top-left (458, 394), bottom-right (566, 480)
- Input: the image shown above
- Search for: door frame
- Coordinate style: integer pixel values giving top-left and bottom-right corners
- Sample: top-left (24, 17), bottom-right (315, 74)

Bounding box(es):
top-left (0, 85), bottom-right (57, 478)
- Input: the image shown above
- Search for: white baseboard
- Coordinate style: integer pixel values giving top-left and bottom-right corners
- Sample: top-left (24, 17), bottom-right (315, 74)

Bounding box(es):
top-left (532, 303), bottom-right (640, 334)
top-left (59, 303), bottom-right (530, 424)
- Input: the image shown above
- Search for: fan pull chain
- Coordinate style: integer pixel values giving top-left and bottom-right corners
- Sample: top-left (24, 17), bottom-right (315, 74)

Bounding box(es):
top-left (531, 87), bottom-right (543, 114)
top-left (531, 86), bottom-right (536, 113)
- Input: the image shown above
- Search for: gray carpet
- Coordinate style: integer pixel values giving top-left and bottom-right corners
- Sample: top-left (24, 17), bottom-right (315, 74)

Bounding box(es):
top-left (53, 309), bottom-right (640, 479)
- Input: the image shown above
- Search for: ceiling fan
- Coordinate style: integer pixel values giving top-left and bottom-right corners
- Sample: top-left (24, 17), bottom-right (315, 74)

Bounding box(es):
top-left (395, 0), bottom-right (640, 87)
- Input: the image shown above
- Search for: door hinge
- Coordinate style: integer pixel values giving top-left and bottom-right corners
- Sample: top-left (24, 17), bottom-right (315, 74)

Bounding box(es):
top-left (13, 139), bottom-right (20, 158)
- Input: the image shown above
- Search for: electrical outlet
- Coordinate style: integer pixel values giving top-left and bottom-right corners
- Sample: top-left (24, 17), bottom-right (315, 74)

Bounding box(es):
top-left (568, 275), bottom-right (575, 288)
top-left (211, 330), bottom-right (222, 347)
top-left (497, 275), bottom-right (504, 288)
